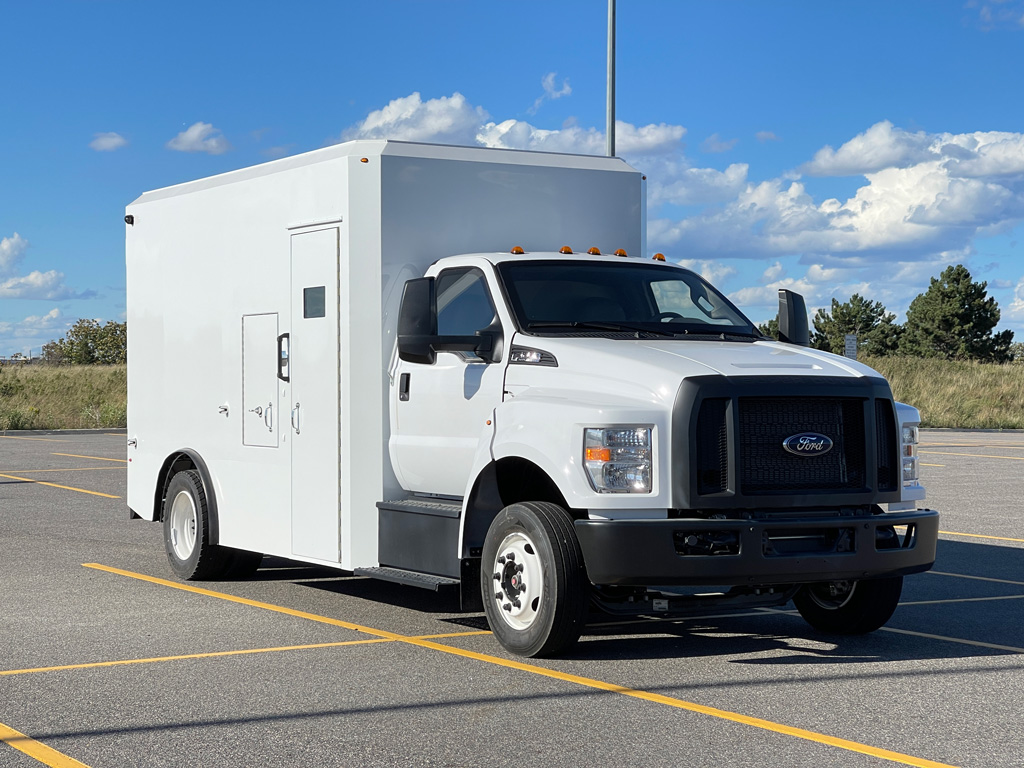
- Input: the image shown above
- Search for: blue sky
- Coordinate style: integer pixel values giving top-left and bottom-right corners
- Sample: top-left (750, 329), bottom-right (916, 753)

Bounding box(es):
top-left (3, 0), bottom-right (1024, 356)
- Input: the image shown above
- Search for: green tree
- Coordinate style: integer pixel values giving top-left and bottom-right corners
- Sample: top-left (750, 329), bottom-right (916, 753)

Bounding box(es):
top-left (811, 293), bottom-right (902, 356)
top-left (41, 319), bottom-right (127, 365)
top-left (900, 264), bottom-right (1013, 362)
top-left (757, 318), bottom-right (779, 339)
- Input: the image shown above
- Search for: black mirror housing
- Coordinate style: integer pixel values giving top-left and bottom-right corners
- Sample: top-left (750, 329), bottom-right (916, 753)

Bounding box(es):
top-left (778, 289), bottom-right (810, 347)
top-left (398, 278), bottom-right (438, 364)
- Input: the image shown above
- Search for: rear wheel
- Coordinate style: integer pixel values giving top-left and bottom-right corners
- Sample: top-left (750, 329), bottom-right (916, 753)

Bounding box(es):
top-left (163, 469), bottom-right (258, 580)
top-left (481, 502), bottom-right (588, 657)
top-left (794, 575), bottom-right (903, 634)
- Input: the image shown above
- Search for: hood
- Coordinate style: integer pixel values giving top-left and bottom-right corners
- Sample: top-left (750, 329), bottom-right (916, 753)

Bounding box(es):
top-left (504, 335), bottom-right (882, 409)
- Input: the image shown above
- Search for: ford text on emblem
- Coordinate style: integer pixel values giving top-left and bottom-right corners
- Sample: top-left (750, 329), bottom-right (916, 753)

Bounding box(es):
top-left (782, 432), bottom-right (834, 456)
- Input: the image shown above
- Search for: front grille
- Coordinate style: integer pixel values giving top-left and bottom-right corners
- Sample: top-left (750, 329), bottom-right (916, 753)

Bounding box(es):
top-left (737, 397), bottom-right (866, 493)
top-left (875, 399), bottom-right (898, 492)
top-left (696, 398), bottom-right (729, 494)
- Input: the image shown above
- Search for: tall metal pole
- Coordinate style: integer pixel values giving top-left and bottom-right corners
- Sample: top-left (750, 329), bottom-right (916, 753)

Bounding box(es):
top-left (606, 0), bottom-right (616, 157)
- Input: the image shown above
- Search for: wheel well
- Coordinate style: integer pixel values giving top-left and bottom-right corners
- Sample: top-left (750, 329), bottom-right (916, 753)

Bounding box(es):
top-left (154, 450), bottom-right (219, 544)
top-left (462, 457), bottom-right (577, 558)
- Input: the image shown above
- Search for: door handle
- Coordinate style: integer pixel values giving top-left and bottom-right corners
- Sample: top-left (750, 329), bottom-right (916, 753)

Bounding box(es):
top-left (399, 373), bottom-right (411, 402)
top-left (264, 402), bottom-right (273, 432)
top-left (291, 402), bottom-right (300, 434)
top-left (277, 333), bottom-right (290, 382)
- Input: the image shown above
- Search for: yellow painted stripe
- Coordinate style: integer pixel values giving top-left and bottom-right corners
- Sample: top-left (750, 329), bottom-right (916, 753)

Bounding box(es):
top-left (84, 563), bottom-right (956, 768)
top-left (0, 631), bottom-right (492, 677)
top-left (920, 450), bottom-right (1024, 461)
top-left (0, 435), bottom-right (69, 442)
top-left (880, 627), bottom-right (1024, 655)
top-left (51, 453), bottom-right (127, 464)
top-left (0, 721), bottom-right (91, 768)
top-left (0, 473), bottom-right (120, 499)
top-left (899, 595), bottom-right (1024, 607)
top-left (920, 463), bottom-right (945, 467)
top-left (929, 570), bottom-right (1024, 587)
top-left (0, 467), bottom-right (121, 474)
top-left (939, 529), bottom-right (1024, 544)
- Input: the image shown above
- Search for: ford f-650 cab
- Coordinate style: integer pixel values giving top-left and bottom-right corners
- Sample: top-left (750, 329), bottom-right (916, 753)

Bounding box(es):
top-left (126, 140), bottom-right (938, 657)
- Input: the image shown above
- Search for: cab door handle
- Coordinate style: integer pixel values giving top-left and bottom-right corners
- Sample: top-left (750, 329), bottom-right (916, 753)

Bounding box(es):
top-left (399, 373), bottom-right (411, 402)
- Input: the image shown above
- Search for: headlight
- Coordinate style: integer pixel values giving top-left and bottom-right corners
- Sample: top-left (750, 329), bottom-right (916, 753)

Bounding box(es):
top-left (584, 426), bottom-right (652, 493)
top-left (901, 424), bottom-right (919, 483)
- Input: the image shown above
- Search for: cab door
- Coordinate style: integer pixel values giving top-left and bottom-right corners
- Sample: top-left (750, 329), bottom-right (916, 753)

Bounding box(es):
top-left (390, 266), bottom-right (506, 496)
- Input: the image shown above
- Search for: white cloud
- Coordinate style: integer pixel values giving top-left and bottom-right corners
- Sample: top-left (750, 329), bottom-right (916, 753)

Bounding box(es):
top-left (529, 72), bottom-right (572, 115)
top-left (89, 132), bottom-right (127, 151)
top-left (0, 232), bottom-right (29, 275)
top-left (701, 133), bottom-right (738, 153)
top-left (761, 262), bottom-right (784, 282)
top-left (756, 131), bottom-right (780, 142)
top-left (342, 92), bottom-right (487, 145)
top-left (969, 0), bottom-right (1024, 29)
top-left (0, 270), bottom-right (83, 300)
top-left (1009, 276), bottom-right (1024, 320)
top-left (167, 122), bottom-right (231, 155)
top-left (803, 121), bottom-right (934, 176)
top-left (675, 259), bottom-right (737, 285)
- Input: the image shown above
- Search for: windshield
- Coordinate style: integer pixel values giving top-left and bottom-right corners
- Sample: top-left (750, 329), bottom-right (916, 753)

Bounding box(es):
top-left (496, 260), bottom-right (757, 338)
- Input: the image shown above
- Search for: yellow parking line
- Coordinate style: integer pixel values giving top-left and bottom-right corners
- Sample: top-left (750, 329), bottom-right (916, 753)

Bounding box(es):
top-left (920, 450), bottom-right (1024, 461)
top-left (84, 563), bottom-right (955, 768)
top-left (920, 463), bottom-right (945, 467)
top-left (939, 530), bottom-right (1024, 544)
top-left (0, 721), bottom-right (90, 768)
top-left (0, 468), bottom-right (121, 474)
top-left (0, 473), bottom-right (119, 499)
top-left (51, 453), bottom-right (127, 464)
top-left (880, 627), bottom-right (1024, 655)
top-left (899, 595), bottom-right (1024, 607)
top-left (929, 571), bottom-right (1024, 587)
top-left (0, 435), bottom-right (69, 442)
top-left (0, 631), bottom-right (492, 677)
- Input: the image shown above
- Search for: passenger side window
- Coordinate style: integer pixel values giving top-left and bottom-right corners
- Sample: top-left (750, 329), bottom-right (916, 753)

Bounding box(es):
top-left (436, 268), bottom-right (497, 336)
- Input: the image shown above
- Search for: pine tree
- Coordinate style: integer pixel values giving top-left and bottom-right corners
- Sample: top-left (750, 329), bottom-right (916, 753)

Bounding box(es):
top-left (900, 264), bottom-right (1014, 362)
top-left (810, 293), bottom-right (902, 356)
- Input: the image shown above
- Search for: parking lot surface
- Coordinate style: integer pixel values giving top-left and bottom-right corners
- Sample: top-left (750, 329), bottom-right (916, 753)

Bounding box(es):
top-left (1, 429), bottom-right (1022, 767)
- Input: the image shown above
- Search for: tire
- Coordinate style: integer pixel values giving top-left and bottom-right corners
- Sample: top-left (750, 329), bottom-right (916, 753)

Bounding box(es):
top-left (794, 575), bottom-right (903, 634)
top-left (480, 502), bottom-right (589, 657)
top-left (162, 469), bottom-right (235, 580)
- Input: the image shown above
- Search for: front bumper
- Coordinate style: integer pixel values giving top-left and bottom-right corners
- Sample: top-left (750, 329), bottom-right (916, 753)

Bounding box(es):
top-left (574, 509), bottom-right (939, 586)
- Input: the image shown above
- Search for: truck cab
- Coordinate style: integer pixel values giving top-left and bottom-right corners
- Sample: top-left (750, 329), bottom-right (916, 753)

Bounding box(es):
top-left (381, 249), bottom-right (938, 657)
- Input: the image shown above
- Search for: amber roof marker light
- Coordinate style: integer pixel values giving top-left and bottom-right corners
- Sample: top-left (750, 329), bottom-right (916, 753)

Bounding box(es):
top-left (653, 253), bottom-right (666, 261)
top-left (510, 246), bottom-right (525, 254)
top-left (614, 248), bottom-right (628, 257)
top-left (559, 246), bottom-right (574, 254)
top-left (587, 247), bottom-right (601, 255)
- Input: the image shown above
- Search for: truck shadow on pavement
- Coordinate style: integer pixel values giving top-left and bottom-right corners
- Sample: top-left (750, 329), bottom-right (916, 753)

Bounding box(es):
top-left (258, 539), bottom-right (1023, 664)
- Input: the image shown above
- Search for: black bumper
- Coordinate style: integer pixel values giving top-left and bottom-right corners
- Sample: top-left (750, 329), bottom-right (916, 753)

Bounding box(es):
top-left (574, 509), bottom-right (939, 586)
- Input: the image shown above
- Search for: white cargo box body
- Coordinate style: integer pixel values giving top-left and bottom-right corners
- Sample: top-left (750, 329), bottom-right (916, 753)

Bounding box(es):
top-left (126, 140), bottom-right (643, 570)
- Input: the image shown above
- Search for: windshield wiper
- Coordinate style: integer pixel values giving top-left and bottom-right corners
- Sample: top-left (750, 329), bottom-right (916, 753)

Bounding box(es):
top-left (526, 321), bottom-right (676, 338)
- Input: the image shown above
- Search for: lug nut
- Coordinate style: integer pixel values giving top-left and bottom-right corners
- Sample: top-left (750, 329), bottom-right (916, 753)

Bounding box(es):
top-left (506, 552), bottom-right (515, 561)
top-left (516, 563), bottom-right (524, 572)
top-left (495, 591), bottom-right (503, 600)
top-left (513, 599), bottom-right (521, 609)
top-left (497, 556), bottom-right (506, 564)
top-left (502, 603), bottom-right (512, 612)
top-left (493, 572), bottom-right (500, 580)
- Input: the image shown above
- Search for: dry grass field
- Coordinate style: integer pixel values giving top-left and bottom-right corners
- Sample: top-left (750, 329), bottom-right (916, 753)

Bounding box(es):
top-left (864, 355), bottom-right (1024, 429)
top-left (0, 364), bottom-right (126, 430)
top-left (1, 357), bottom-right (1022, 431)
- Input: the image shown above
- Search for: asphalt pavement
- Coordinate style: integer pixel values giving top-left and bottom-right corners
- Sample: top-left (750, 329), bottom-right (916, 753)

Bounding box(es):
top-left (1, 429), bottom-right (1021, 768)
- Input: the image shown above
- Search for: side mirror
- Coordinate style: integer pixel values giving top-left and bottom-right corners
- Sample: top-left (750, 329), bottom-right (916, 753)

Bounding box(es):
top-left (397, 278), bottom-right (438, 364)
top-left (778, 289), bottom-right (809, 347)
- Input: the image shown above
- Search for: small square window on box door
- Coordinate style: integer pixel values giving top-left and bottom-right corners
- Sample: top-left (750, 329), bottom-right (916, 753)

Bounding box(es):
top-left (303, 286), bottom-right (326, 318)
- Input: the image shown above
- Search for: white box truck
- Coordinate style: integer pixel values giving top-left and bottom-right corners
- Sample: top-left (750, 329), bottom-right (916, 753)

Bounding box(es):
top-left (126, 140), bottom-right (938, 657)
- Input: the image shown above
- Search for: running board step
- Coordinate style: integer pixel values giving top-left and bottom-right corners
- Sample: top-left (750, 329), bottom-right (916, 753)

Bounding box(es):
top-left (354, 566), bottom-right (460, 592)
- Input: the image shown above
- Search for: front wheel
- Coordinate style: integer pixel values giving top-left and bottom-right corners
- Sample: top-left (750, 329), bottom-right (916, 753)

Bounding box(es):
top-left (794, 575), bottom-right (903, 634)
top-left (481, 502), bottom-right (589, 657)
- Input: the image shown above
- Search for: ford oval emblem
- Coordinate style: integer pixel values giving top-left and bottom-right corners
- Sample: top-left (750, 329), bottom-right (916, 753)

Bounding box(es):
top-left (782, 432), bottom-right (833, 457)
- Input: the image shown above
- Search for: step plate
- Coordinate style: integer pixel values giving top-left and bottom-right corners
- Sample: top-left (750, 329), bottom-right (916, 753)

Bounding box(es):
top-left (355, 566), bottom-right (460, 592)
